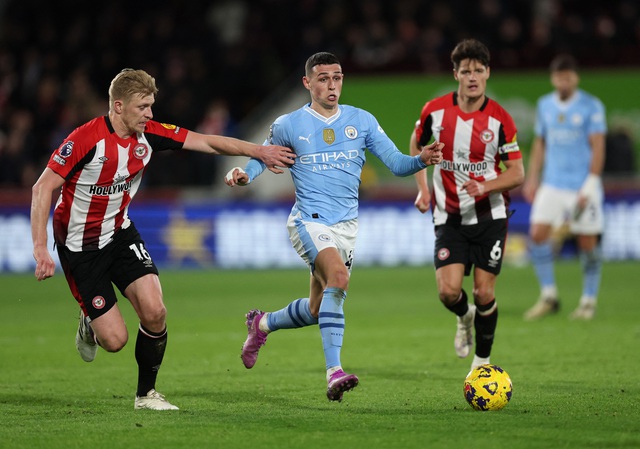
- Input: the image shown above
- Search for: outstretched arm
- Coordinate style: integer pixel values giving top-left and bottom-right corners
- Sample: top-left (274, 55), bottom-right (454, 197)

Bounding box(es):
top-left (375, 138), bottom-right (443, 177)
top-left (183, 131), bottom-right (295, 174)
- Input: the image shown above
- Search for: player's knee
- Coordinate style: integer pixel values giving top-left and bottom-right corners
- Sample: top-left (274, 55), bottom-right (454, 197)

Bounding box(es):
top-left (580, 246), bottom-right (602, 265)
top-left (529, 226), bottom-right (551, 244)
top-left (99, 332), bottom-right (128, 353)
top-left (328, 270), bottom-right (350, 291)
top-left (335, 274), bottom-right (350, 291)
top-left (529, 233), bottom-right (545, 245)
top-left (139, 305), bottom-right (167, 332)
top-left (472, 287), bottom-right (494, 305)
top-left (577, 235), bottom-right (600, 253)
top-left (438, 287), bottom-right (461, 306)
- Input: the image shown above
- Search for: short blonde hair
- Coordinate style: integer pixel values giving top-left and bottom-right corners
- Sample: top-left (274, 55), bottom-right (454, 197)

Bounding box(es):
top-left (108, 68), bottom-right (158, 110)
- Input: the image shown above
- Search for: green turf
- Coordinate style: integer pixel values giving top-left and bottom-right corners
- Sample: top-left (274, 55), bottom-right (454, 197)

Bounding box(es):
top-left (1, 262), bottom-right (638, 449)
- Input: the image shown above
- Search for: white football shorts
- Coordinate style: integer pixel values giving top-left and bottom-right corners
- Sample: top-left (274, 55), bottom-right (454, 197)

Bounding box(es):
top-left (530, 184), bottom-right (603, 235)
top-left (287, 213), bottom-right (357, 274)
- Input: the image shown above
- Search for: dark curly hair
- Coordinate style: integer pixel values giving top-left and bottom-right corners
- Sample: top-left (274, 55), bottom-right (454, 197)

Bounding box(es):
top-left (450, 39), bottom-right (490, 70)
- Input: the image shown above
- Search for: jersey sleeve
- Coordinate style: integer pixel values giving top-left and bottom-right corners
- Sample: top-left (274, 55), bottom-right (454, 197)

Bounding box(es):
top-left (244, 157), bottom-right (266, 182)
top-left (46, 123), bottom-right (95, 180)
top-left (533, 98), bottom-right (545, 138)
top-left (415, 101), bottom-right (435, 146)
top-left (588, 97), bottom-right (607, 135)
top-left (143, 120), bottom-right (189, 151)
top-left (245, 114), bottom-right (291, 182)
top-left (496, 106), bottom-right (521, 161)
top-left (364, 111), bottom-right (426, 176)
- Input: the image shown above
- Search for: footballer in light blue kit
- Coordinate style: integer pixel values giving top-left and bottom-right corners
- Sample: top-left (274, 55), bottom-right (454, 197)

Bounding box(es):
top-left (250, 103), bottom-right (427, 225)
top-left (225, 52), bottom-right (443, 401)
top-left (523, 54), bottom-right (607, 321)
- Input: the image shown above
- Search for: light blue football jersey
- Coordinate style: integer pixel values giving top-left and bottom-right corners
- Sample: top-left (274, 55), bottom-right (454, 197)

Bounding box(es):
top-left (245, 104), bottom-right (426, 225)
top-left (535, 89), bottom-right (606, 190)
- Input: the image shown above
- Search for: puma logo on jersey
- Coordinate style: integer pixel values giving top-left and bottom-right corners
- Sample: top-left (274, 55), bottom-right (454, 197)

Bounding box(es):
top-left (298, 134), bottom-right (312, 143)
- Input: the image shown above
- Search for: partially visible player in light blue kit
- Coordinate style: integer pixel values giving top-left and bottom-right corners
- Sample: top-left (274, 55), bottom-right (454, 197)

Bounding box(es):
top-left (523, 54), bottom-right (607, 321)
top-left (225, 51), bottom-right (444, 401)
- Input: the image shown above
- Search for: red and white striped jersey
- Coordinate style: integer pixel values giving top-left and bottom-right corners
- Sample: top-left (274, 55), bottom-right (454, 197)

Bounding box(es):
top-left (415, 92), bottom-right (521, 226)
top-left (47, 116), bottom-right (188, 251)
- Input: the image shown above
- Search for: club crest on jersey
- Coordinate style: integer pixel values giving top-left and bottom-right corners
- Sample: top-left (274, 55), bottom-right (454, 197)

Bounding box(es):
top-left (133, 143), bottom-right (149, 159)
top-left (437, 248), bottom-right (450, 261)
top-left (479, 129), bottom-right (495, 143)
top-left (58, 141), bottom-right (74, 157)
top-left (571, 114), bottom-right (583, 126)
top-left (323, 128), bottom-right (335, 145)
top-left (344, 126), bottom-right (358, 139)
top-left (92, 296), bottom-right (106, 309)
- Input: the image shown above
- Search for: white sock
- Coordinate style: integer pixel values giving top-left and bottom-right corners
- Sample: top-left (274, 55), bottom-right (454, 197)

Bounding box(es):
top-left (542, 286), bottom-right (558, 301)
top-left (471, 355), bottom-right (490, 370)
top-left (326, 366), bottom-right (342, 381)
top-left (258, 314), bottom-right (271, 333)
top-left (579, 296), bottom-right (596, 307)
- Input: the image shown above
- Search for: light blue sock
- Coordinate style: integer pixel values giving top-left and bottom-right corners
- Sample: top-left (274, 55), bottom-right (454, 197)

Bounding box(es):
top-left (580, 246), bottom-right (602, 299)
top-left (318, 287), bottom-right (346, 370)
top-left (529, 241), bottom-right (556, 290)
top-left (267, 298), bottom-right (317, 331)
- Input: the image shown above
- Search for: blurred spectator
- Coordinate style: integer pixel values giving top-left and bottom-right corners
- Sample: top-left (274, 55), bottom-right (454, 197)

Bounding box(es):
top-left (604, 125), bottom-right (636, 176)
top-left (193, 99), bottom-right (237, 185)
top-left (0, 108), bottom-right (37, 187)
top-left (0, 0), bottom-right (638, 187)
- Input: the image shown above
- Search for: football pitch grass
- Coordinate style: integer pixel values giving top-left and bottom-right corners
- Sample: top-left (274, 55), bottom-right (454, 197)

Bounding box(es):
top-left (1, 261), bottom-right (638, 449)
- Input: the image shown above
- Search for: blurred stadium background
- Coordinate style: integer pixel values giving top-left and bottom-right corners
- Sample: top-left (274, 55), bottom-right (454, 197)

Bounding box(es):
top-left (0, 0), bottom-right (639, 273)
